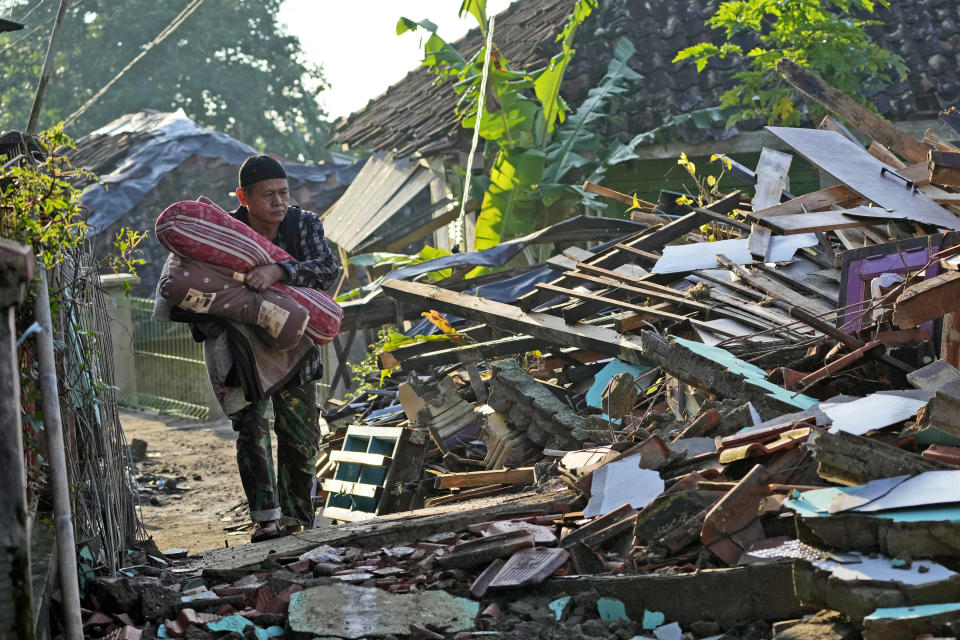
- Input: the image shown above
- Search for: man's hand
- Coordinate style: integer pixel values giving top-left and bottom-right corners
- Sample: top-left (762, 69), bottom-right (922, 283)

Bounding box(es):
top-left (244, 264), bottom-right (287, 292)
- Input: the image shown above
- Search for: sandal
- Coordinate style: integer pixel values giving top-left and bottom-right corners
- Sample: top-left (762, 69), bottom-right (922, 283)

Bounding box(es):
top-left (250, 520), bottom-right (284, 543)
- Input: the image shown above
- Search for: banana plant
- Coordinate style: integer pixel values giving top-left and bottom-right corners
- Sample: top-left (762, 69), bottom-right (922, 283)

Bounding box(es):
top-left (399, 0), bottom-right (600, 252)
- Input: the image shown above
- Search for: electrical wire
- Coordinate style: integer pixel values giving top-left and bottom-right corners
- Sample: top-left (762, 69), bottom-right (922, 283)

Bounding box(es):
top-left (63, 0), bottom-right (205, 127)
top-left (0, 0), bottom-right (80, 56)
top-left (16, 0), bottom-right (48, 23)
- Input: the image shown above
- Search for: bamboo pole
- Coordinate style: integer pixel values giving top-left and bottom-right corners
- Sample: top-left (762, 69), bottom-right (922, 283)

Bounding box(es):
top-left (34, 265), bottom-right (83, 640)
top-left (0, 239), bottom-right (36, 640)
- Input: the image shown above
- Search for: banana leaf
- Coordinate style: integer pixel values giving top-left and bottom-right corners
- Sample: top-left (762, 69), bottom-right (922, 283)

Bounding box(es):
top-left (541, 37), bottom-right (640, 201)
top-left (473, 147), bottom-right (546, 251)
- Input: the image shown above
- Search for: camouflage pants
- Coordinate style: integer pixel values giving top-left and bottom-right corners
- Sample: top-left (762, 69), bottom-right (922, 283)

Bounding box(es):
top-left (231, 382), bottom-right (319, 526)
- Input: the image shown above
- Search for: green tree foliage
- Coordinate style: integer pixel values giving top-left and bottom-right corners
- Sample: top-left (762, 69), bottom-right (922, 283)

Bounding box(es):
top-left (0, 124), bottom-right (146, 272)
top-left (0, 0), bottom-right (329, 160)
top-left (673, 0), bottom-right (907, 128)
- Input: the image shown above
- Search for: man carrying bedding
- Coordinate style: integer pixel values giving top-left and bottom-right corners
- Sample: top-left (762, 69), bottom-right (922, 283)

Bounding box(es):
top-left (227, 154), bottom-right (340, 542)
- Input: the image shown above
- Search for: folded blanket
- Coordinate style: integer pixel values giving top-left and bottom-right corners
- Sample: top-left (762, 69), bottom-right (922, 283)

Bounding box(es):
top-left (158, 254), bottom-right (309, 351)
top-left (155, 200), bottom-right (342, 345)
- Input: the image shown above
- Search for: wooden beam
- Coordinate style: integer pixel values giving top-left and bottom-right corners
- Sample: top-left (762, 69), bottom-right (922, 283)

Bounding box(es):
top-left (940, 106), bottom-right (960, 137)
top-left (381, 279), bottom-right (653, 365)
top-left (330, 450), bottom-right (391, 466)
top-left (929, 149), bottom-right (960, 188)
top-left (749, 184), bottom-right (861, 219)
top-left (894, 270), bottom-right (960, 328)
top-left (758, 209), bottom-right (887, 235)
top-left (560, 271), bottom-right (713, 314)
top-left (777, 58), bottom-right (930, 165)
top-left (582, 181), bottom-right (657, 211)
top-left (400, 335), bottom-right (539, 371)
top-left (714, 254), bottom-right (834, 318)
top-left (434, 467), bottom-right (535, 489)
top-left (516, 192), bottom-right (741, 312)
top-left (867, 142), bottom-right (907, 169)
top-left (321, 479), bottom-right (382, 499)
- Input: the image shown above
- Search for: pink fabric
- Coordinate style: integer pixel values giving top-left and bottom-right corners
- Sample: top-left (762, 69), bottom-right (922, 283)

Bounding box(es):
top-left (156, 200), bottom-right (342, 345)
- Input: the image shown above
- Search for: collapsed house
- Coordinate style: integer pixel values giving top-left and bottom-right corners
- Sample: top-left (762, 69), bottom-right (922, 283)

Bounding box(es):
top-left (76, 55), bottom-right (960, 639)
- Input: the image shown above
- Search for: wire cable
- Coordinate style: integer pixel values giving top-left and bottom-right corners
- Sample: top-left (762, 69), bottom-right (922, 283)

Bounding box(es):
top-left (62, 0), bottom-right (205, 127)
top-left (16, 0), bottom-right (49, 23)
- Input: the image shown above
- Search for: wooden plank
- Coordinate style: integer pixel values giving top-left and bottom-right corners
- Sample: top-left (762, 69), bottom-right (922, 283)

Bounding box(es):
top-left (943, 312), bottom-right (960, 369)
top-left (760, 208), bottom-right (891, 235)
top-left (777, 58), bottom-right (930, 165)
top-left (534, 282), bottom-right (692, 324)
top-left (582, 181), bottom-right (656, 210)
top-left (922, 128), bottom-right (960, 153)
top-left (561, 271), bottom-right (713, 314)
top-left (614, 304), bottom-right (675, 332)
top-left (894, 270), bottom-right (960, 328)
top-left (537, 281), bottom-right (762, 335)
top-left (321, 506), bottom-right (376, 523)
top-left (750, 184), bottom-right (861, 219)
top-left (321, 479), bottom-right (382, 499)
top-left (929, 150), bottom-right (960, 187)
top-left (819, 115), bottom-right (865, 147)
top-left (402, 335), bottom-right (539, 370)
top-left (714, 254), bottom-right (834, 318)
top-left (339, 425), bottom-right (406, 439)
top-left (381, 279), bottom-right (654, 365)
top-left (330, 450), bottom-right (392, 467)
top-left (767, 126), bottom-right (960, 229)
top-left (708, 290), bottom-right (800, 330)
top-left (867, 142), bottom-right (907, 169)
top-left (746, 224), bottom-right (772, 261)
top-left (752, 147), bottom-right (793, 210)
top-left (516, 192), bottom-right (741, 312)
top-left (424, 484), bottom-right (513, 507)
top-left (940, 106), bottom-right (960, 137)
top-left (434, 467), bottom-right (535, 489)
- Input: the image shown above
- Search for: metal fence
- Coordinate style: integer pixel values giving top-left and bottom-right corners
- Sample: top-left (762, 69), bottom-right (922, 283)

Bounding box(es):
top-left (114, 295), bottom-right (334, 420)
top-left (115, 296), bottom-right (211, 419)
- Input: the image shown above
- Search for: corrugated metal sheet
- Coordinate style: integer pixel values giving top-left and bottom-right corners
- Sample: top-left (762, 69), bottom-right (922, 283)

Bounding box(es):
top-left (324, 152), bottom-right (438, 254)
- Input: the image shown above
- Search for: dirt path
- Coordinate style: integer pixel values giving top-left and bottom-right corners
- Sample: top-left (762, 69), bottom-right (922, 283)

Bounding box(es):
top-left (120, 410), bottom-right (250, 555)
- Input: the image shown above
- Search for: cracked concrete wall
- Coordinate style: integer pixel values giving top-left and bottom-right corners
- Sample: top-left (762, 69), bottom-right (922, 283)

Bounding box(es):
top-left (487, 359), bottom-right (583, 450)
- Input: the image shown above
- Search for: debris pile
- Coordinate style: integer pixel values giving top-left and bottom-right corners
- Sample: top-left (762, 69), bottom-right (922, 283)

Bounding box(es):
top-left (86, 67), bottom-right (960, 638)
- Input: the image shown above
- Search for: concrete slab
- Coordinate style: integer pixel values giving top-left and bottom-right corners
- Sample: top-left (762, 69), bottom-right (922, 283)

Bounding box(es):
top-left (287, 583), bottom-right (479, 639)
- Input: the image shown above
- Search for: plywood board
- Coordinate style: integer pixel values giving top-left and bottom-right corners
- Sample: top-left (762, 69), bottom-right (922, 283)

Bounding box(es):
top-left (762, 207), bottom-right (898, 235)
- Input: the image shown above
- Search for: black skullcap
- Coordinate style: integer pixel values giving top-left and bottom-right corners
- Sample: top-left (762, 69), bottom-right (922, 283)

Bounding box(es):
top-left (238, 155), bottom-right (287, 189)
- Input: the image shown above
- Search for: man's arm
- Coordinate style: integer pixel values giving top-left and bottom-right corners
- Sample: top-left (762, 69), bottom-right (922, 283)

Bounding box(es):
top-left (277, 210), bottom-right (341, 291)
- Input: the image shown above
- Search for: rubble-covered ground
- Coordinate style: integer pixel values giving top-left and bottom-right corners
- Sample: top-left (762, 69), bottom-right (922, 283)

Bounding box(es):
top-left (77, 72), bottom-right (960, 640)
top-left (121, 411), bottom-right (250, 554)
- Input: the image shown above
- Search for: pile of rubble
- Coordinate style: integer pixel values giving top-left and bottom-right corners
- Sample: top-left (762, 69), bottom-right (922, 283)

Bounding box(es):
top-left (82, 67), bottom-right (960, 638)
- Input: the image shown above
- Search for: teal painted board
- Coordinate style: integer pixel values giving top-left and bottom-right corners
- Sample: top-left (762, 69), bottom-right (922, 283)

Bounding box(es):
top-left (586, 359), bottom-right (652, 409)
top-left (672, 336), bottom-right (817, 410)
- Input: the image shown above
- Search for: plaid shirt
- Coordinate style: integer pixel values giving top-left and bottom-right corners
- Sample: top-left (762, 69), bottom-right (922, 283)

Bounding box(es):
top-left (233, 205), bottom-right (340, 291)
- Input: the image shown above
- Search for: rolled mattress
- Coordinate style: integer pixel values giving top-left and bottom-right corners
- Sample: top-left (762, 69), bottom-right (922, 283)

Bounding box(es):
top-left (156, 200), bottom-right (342, 345)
